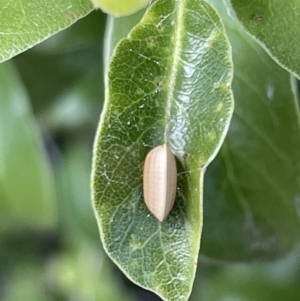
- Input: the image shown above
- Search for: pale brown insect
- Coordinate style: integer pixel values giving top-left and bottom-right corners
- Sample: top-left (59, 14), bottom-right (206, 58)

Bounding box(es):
top-left (143, 144), bottom-right (177, 222)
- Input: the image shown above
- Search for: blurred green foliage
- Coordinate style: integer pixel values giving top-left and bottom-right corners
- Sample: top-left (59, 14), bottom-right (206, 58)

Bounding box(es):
top-left (1, 6), bottom-right (300, 301)
top-left (0, 11), bottom-right (135, 301)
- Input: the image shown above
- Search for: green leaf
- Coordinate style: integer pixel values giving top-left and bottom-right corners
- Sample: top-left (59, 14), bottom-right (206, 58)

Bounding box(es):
top-left (0, 62), bottom-right (56, 230)
top-left (230, 0), bottom-right (300, 79)
top-left (55, 143), bottom-right (99, 241)
top-left (92, 0), bottom-right (150, 17)
top-left (201, 0), bottom-right (300, 261)
top-left (2, 263), bottom-right (51, 301)
top-left (0, 0), bottom-right (93, 63)
top-left (48, 244), bottom-right (135, 301)
top-left (92, 0), bottom-right (233, 300)
top-left (191, 251), bottom-right (300, 301)
top-left (13, 10), bottom-right (106, 115)
top-left (44, 70), bottom-right (104, 132)
top-left (104, 9), bottom-right (146, 66)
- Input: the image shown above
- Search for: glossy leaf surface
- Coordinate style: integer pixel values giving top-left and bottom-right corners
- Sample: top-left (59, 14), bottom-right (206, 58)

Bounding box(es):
top-left (92, 0), bottom-right (233, 300)
top-left (201, 0), bottom-right (300, 262)
top-left (230, 0), bottom-right (300, 79)
top-left (0, 0), bottom-right (93, 63)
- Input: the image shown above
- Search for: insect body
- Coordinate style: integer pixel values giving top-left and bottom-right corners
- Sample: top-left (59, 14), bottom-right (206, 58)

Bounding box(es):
top-left (143, 144), bottom-right (177, 222)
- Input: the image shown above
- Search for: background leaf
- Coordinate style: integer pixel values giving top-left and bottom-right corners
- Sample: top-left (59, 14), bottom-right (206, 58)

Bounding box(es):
top-left (201, 0), bottom-right (300, 262)
top-left (190, 251), bottom-right (300, 301)
top-left (92, 0), bottom-right (233, 300)
top-left (230, 0), bottom-right (300, 79)
top-left (47, 244), bottom-right (135, 301)
top-left (0, 62), bottom-right (57, 231)
top-left (13, 10), bottom-right (106, 126)
top-left (0, 0), bottom-right (93, 63)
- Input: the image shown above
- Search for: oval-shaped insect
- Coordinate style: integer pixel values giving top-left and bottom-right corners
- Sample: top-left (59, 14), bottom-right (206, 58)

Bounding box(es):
top-left (143, 144), bottom-right (177, 222)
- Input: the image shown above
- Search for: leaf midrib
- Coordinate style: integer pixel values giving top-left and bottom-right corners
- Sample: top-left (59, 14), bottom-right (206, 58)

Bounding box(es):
top-left (164, 0), bottom-right (185, 143)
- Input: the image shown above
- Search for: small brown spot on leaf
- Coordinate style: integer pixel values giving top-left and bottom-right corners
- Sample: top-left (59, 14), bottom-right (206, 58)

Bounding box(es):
top-left (146, 37), bottom-right (154, 46)
top-left (156, 23), bottom-right (163, 31)
top-left (251, 13), bottom-right (264, 21)
top-left (69, 12), bottom-right (78, 20)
